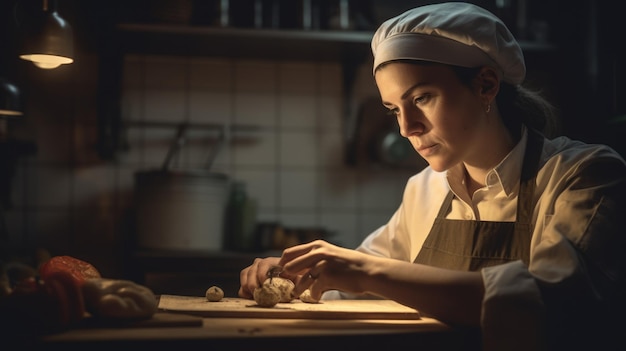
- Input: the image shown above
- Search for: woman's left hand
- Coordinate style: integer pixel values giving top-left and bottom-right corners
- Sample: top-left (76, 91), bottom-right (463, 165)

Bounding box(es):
top-left (277, 240), bottom-right (380, 301)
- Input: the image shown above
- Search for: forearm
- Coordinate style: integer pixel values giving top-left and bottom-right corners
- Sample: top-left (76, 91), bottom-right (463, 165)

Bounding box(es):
top-left (365, 257), bottom-right (484, 326)
top-left (279, 240), bottom-right (485, 326)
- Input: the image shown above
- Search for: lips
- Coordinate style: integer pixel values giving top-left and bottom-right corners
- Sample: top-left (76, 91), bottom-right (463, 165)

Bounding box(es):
top-left (417, 143), bottom-right (438, 156)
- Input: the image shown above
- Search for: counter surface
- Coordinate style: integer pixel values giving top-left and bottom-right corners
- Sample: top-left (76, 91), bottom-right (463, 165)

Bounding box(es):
top-left (37, 311), bottom-right (481, 351)
top-left (30, 295), bottom-right (483, 350)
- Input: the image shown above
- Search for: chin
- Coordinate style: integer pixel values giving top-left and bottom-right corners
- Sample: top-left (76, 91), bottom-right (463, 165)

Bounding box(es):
top-left (425, 159), bottom-right (454, 173)
top-left (429, 165), bottom-right (448, 173)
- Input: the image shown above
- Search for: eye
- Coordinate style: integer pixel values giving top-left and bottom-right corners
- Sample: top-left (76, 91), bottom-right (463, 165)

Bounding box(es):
top-left (385, 108), bottom-right (400, 116)
top-left (414, 94), bottom-right (430, 105)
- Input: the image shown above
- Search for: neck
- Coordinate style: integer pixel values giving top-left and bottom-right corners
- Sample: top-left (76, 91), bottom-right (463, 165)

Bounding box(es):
top-left (463, 165), bottom-right (488, 195)
top-left (463, 125), bottom-right (517, 193)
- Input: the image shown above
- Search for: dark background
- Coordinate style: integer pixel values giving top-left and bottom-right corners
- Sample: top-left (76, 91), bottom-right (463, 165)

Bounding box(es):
top-left (0, 0), bottom-right (624, 284)
top-left (2, 0), bottom-right (623, 149)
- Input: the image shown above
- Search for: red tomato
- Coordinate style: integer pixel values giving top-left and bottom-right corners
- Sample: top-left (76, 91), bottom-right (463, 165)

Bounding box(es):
top-left (39, 256), bottom-right (101, 286)
top-left (43, 270), bottom-right (86, 328)
top-left (1, 271), bottom-right (86, 335)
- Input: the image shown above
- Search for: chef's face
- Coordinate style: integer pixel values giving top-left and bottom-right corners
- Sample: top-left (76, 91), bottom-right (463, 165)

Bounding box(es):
top-left (375, 62), bottom-right (487, 172)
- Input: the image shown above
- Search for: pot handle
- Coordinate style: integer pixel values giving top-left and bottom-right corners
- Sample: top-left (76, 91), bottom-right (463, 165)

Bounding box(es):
top-left (161, 123), bottom-right (188, 171)
top-left (205, 125), bottom-right (226, 170)
top-left (161, 123), bottom-right (227, 171)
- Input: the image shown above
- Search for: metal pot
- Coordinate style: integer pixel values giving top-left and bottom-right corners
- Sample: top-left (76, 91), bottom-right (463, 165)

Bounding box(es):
top-left (134, 169), bottom-right (229, 252)
top-left (134, 123), bottom-right (229, 252)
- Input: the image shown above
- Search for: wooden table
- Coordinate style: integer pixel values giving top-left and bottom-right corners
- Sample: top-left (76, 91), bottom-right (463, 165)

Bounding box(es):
top-left (36, 314), bottom-right (481, 351)
top-left (32, 296), bottom-right (483, 351)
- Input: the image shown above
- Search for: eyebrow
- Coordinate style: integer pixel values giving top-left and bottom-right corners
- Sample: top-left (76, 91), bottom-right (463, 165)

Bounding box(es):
top-left (401, 82), bottom-right (428, 100)
top-left (382, 82), bottom-right (429, 106)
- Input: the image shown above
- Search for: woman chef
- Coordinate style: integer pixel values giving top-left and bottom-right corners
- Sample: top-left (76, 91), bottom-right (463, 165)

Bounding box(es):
top-left (238, 3), bottom-right (626, 350)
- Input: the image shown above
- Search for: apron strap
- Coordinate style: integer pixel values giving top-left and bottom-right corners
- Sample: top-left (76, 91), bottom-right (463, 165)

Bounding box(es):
top-left (435, 191), bottom-right (455, 218)
top-left (517, 128), bottom-right (544, 223)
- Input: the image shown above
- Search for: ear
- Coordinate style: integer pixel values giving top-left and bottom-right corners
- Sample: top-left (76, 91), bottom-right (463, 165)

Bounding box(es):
top-left (475, 66), bottom-right (500, 104)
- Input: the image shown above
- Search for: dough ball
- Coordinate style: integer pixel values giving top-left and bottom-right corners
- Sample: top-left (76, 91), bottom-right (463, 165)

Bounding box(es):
top-left (205, 286), bottom-right (224, 302)
top-left (299, 289), bottom-right (319, 303)
top-left (253, 284), bottom-right (281, 307)
top-left (264, 277), bottom-right (295, 303)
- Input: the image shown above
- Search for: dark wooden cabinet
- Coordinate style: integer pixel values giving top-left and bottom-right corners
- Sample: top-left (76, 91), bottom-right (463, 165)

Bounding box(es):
top-left (131, 249), bottom-right (265, 297)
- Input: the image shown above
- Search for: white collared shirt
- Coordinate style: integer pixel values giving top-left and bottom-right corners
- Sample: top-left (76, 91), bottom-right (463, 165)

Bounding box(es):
top-left (325, 128), bottom-right (626, 350)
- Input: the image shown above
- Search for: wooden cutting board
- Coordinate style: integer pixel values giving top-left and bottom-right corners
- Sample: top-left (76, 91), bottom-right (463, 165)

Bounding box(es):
top-left (79, 312), bottom-right (204, 329)
top-left (158, 295), bottom-right (421, 320)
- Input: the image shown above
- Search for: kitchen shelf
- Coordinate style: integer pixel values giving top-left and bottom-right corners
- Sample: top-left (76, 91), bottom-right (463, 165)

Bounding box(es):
top-left (116, 23), bottom-right (373, 61)
top-left (115, 23), bottom-right (556, 60)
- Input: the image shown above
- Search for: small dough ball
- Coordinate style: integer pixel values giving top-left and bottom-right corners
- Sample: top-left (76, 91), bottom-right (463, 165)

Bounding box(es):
top-left (299, 289), bottom-right (319, 303)
top-left (205, 286), bottom-right (224, 302)
top-left (253, 284), bottom-right (281, 307)
top-left (264, 277), bottom-right (295, 303)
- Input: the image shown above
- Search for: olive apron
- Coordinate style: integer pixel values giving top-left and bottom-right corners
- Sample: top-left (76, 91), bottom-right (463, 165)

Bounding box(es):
top-left (414, 130), bottom-right (544, 271)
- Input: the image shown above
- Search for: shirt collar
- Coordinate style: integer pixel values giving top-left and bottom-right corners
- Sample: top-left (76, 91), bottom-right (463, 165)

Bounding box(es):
top-left (446, 128), bottom-right (528, 197)
top-left (494, 127), bottom-right (527, 196)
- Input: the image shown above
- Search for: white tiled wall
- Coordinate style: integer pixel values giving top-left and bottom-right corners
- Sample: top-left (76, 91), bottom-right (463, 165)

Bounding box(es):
top-left (120, 54), bottom-right (418, 249)
top-left (4, 54), bottom-right (422, 276)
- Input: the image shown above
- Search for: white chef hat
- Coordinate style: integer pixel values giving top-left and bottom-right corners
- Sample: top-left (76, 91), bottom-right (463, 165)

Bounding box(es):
top-left (371, 2), bottom-right (526, 85)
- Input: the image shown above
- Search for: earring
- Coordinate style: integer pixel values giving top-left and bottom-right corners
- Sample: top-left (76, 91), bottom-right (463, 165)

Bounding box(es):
top-left (486, 104), bottom-right (491, 113)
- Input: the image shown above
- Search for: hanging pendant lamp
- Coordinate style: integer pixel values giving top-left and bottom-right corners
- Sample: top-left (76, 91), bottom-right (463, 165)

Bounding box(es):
top-left (19, 0), bottom-right (73, 69)
top-left (0, 78), bottom-right (23, 117)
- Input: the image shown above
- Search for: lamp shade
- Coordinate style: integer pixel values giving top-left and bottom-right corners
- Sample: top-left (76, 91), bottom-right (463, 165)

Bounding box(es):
top-left (0, 78), bottom-right (23, 117)
top-left (19, 0), bottom-right (73, 69)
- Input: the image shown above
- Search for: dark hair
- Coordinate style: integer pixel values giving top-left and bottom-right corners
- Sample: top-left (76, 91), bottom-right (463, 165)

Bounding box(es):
top-left (376, 60), bottom-right (561, 139)
top-left (452, 65), bottom-right (560, 139)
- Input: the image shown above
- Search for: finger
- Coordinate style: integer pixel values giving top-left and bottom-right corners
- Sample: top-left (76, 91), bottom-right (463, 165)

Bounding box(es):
top-left (256, 262), bottom-right (268, 286)
top-left (238, 266), bottom-right (253, 297)
top-left (292, 269), bottom-right (318, 297)
top-left (242, 257), bottom-right (282, 296)
top-left (256, 257), bottom-right (282, 284)
top-left (294, 274), bottom-right (325, 302)
top-left (276, 269), bottom-right (299, 281)
top-left (292, 261), bottom-right (325, 297)
top-left (282, 247), bottom-right (331, 276)
top-left (308, 283), bottom-right (324, 301)
top-left (242, 259), bottom-right (262, 296)
top-left (238, 286), bottom-right (252, 299)
top-left (279, 240), bottom-right (326, 266)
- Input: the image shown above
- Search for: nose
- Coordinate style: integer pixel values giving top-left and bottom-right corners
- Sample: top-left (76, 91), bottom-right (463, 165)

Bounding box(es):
top-left (397, 108), bottom-right (425, 138)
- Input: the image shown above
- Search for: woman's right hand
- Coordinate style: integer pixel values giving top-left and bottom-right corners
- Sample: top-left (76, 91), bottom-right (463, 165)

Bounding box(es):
top-left (238, 257), bottom-right (282, 299)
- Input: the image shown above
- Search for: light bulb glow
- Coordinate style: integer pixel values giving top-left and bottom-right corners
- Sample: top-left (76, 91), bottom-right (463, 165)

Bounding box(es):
top-left (20, 54), bottom-right (73, 69)
top-left (0, 109), bottom-right (23, 116)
